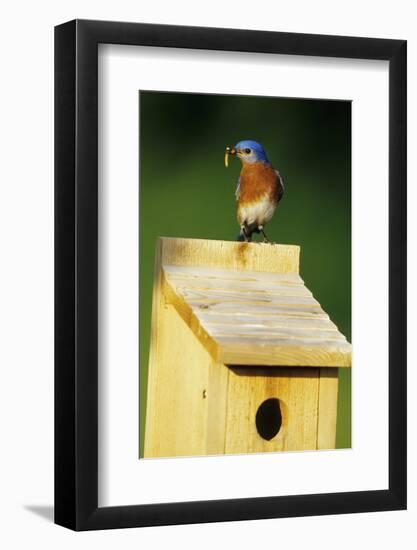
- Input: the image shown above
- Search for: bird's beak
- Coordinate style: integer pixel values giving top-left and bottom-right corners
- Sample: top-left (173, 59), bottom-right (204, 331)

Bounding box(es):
top-left (224, 146), bottom-right (236, 168)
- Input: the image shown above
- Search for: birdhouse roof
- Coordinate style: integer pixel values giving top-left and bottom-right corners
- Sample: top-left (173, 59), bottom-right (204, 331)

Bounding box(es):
top-left (157, 237), bottom-right (351, 368)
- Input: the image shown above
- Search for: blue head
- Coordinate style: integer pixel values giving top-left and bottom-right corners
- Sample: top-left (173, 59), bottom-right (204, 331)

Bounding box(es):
top-left (232, 140), bottom-right (269, 165)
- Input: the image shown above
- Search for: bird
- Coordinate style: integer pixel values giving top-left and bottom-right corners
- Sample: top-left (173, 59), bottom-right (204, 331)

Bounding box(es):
top-left (224, 140), bottom-right (284, 243)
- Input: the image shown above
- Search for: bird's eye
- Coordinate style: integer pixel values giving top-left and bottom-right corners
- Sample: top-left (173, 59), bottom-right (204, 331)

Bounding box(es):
top-left (245, 148), bottom-right (251, 154)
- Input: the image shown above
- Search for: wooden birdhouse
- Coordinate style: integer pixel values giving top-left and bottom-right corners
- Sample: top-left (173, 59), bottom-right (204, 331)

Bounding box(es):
top-left (144, 237), bottom-right (351, 458)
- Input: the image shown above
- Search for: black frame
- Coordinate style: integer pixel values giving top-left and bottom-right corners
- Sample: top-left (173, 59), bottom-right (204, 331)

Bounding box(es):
top-left (55, 19), bottom-right (407, 531)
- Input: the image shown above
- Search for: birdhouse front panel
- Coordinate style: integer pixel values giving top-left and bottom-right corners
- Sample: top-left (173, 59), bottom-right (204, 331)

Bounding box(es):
top-left (225, 367), bottom-right (320, 454)
top-left (144, 237), bottom-right (351, 458)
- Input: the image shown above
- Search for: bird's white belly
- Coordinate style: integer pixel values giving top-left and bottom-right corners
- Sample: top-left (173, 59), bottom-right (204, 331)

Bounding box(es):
top-left (238, 196), bottom-right (276, 226)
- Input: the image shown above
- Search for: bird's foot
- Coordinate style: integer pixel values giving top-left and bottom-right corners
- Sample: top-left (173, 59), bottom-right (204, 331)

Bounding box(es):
top-left (259, 227), bottom-right (274, 244)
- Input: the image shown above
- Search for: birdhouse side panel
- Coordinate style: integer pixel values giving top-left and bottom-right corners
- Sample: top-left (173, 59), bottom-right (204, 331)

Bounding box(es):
top-left (205, 359), bottom-right (230, 455)
top-left (144, 304), bottom-right (213, 458)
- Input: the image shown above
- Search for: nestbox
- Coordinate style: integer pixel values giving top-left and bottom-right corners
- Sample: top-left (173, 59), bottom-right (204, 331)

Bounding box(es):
top-left (144, 237), bottom-right (351, 458)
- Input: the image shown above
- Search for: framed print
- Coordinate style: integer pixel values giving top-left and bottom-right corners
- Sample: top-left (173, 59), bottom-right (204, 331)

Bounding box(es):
top-left (55, 19), bottom-right (406, 530)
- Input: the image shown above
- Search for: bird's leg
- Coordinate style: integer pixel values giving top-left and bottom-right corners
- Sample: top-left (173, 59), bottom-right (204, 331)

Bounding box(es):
top-left (242, 225), bottom-right (250, 242)
top-left (241, 224), bottom-right (251, 242)
top-left (259, 226), bottom-right (274, 244)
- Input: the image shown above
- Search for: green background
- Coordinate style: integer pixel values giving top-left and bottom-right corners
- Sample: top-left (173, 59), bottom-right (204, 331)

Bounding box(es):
top-left (139, 91), bottom-right (351, 456)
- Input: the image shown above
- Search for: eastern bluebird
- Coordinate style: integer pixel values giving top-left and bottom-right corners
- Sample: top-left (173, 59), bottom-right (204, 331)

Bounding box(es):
top-left (225, 140), bottom-right (284, 243)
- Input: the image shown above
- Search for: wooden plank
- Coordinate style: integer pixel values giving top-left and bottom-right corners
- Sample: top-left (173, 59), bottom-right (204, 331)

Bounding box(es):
top-left (225, 367), bottom-right (320, 453)
top-left (196, 307), bottom-right (331, 320)
top-left (163, 276), bottom-right (352, 367)
top-left (167, 278), bottom-right (313, 297)
top-left (144, 304), bottom-right (211, 458)
top-left (197, 312), bottom-right (339, 330)
top-left (159, 237), bottom-right (300, 274)
top-left (207, 325), bottom-right (347, 341)
top-left (164, 265), bottom-right (304, 285)
top-left (215, 334), bottom-right (350, 347)
top-left (317, 368), bottom-right (339, 449)
top-left (187, 301), bottom-right (327, 316)
top-left (218, 340), bottom-right (352, 367)
top-left (175, 288), bottom-right (320, 307)
top-left (158, 238), bottom-right (351, 368)
top-left (206, 360), bottom-right (229, 455)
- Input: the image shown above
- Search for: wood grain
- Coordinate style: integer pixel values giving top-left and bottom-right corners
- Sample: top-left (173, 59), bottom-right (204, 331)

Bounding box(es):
top-left (197, 312), bottom-right (339, 330)
top-left (317, 368), bottom-right (339, 449)
top-left (144, 304), bottom-right (211, 458)
top-left (144, 238), bottom-right (348, 457)
top-left (159, 237), bottom-right (300, 274)
top-left (206, 359), bottom-right (229, 455)
top-left (160, 237), bottom-right (351, 368)
top-left (163, 264), bottom-right (304, 284)
top-left (225, 367), bottom-right (320, 453)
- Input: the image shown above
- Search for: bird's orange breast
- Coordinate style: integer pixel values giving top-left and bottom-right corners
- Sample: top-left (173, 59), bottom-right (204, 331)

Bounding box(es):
top-left (238, 162), bottom-right (279, 205)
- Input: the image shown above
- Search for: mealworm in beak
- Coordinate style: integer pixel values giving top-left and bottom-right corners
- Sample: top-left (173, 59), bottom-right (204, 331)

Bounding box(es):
top-left (224, 150), bottom-right (229, 168)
